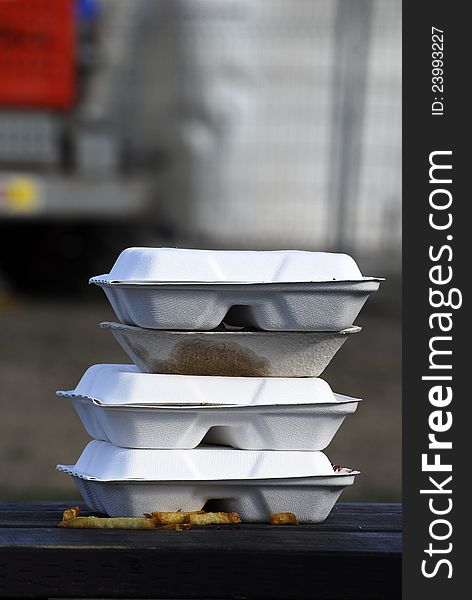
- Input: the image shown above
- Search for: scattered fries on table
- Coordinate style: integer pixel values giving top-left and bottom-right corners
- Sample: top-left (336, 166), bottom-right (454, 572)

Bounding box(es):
top-left (59, 506), bottom-right (300, 528)
top-left (58, 506), bottom-right (241, 530)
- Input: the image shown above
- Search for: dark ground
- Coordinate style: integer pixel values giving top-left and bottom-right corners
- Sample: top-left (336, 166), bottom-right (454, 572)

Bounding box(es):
top-left (0, 285), bottom-right (401, 502)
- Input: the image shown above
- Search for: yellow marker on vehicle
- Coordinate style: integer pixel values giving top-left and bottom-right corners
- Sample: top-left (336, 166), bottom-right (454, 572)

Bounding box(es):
top-left (6, 177), bottom-right (39, 212)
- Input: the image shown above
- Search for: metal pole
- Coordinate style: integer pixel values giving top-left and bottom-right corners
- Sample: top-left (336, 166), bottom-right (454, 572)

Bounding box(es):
top-left (330, 0), bottom-right (373, 251)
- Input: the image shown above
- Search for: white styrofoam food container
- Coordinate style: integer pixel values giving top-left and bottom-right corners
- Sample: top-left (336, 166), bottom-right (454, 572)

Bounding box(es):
top-left (58, 363), bottom-right (357, 407)
top-left (58, 364), bottom-right (359, 450)
top-left (57, 441), bottom-right (358, 522)
top-left (90, 248), bottom-right (382, 331)
top-left (59, 394), bottom-right (358, 451)
top-left (100, 322), bottom-right (361, 377)
top-left (91, 247), bottom-right (368, 284)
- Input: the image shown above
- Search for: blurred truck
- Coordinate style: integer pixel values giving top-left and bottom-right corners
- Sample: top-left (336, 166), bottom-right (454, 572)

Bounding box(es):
top-left (0, 0), bottom-right (151, 292)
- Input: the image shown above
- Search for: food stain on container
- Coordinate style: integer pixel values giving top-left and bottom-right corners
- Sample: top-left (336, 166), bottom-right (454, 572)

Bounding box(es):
top-left (133, 339), bottom-right (270, 377)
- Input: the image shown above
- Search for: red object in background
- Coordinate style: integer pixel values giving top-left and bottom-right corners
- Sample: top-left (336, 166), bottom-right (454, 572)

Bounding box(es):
top-left (0, 0), bottom-right (75, 109)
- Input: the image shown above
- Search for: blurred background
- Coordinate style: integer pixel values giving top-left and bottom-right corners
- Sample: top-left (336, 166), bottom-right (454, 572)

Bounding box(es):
top-left (0, 0), bottom-right (401, 501)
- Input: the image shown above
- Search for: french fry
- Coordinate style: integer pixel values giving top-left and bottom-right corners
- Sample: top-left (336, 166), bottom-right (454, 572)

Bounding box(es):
top-left (161, 523), bottom-right (193, 531)
top-left (150, 510), bottom-right (204, 524)
top-left (58, 516), bottom-right (157, 529)
top-left (62, 506), bottom-right (81, 521)
top-left (269, 512), bottom-right (299, 525)
top-left (189, 512), bottom-right (241, 525)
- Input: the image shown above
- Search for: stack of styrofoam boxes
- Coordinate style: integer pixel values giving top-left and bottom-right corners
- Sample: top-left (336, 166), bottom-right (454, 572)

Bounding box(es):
top-left (57, 248), bottom-right (382, 523)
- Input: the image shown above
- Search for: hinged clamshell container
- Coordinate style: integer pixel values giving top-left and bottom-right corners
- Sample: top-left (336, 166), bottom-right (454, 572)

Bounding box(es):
top-left (57, 441), bottom-right (358, 522)
top-left (90, 248), bottom-right (382, 331)
top-left (59, 364), bottom-right (356, 407)
top-left (58, 364), bottom-right (360, 450)
top-left (91, 247), bottom-right (367, 284)
top-left (100, 322), bottom-right (361, 377)
top-left (59, 394), bottom-right (359, 451)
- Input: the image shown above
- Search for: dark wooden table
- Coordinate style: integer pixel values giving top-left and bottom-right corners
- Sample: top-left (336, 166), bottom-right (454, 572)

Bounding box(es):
top-left (0, 501), bottom-right (401, 599)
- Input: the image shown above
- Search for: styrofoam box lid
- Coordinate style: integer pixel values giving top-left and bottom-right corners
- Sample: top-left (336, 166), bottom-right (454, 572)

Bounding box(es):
top-left (90, 247), bottom-right (373, 284)
top-left (57, 364), bottom-right (356, 407)
top-left (57, 440), bottom-right (347, 481)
